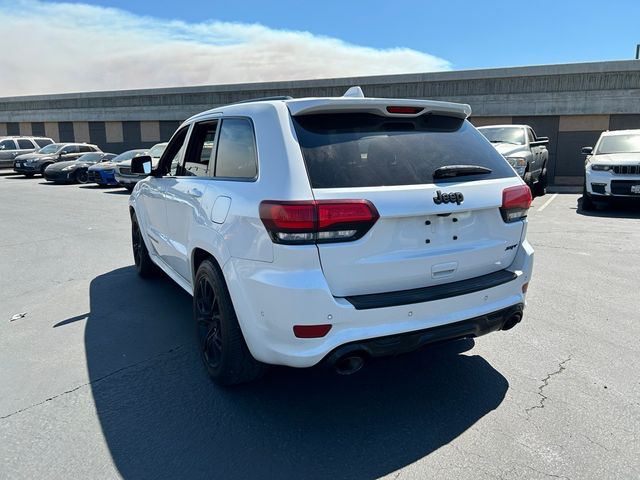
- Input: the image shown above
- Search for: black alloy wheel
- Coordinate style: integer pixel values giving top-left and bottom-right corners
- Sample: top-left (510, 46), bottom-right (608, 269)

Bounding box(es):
top-left (195, 276), bottom-right (223, 371)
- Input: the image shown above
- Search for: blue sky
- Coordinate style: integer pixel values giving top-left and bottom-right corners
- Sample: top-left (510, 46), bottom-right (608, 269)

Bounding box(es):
top-left (45, 0), bottom-right (640, 69)
top-left (2, 0), bottom-right (639, 96)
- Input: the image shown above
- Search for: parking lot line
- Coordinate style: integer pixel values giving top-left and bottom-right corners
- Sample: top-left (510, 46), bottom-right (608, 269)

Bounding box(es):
top-left (537, 193), bottom-right (558, 212)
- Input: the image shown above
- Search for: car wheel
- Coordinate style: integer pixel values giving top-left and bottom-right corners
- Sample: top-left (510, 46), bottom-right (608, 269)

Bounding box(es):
top-left (194, 259), bottom-right (266, 386)
top-left (75, 170), bottom-right (89, 184)
top-left (125, 185), bottom-right (134, 192)
top-left (40, 164), bottom-right (50, 175)
top-left (24, 173), bottom-right (34, 178)
top-left (534, 165), bottom-right (547, 197)
top-left (131, 213), bottom-right (158, 278)
top-left (582, 183), bottom-right (596, 211)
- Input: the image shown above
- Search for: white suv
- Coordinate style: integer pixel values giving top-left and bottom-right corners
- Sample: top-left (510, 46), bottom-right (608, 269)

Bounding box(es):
top-left (129, 88), bottom-right (534, 385)
top-left (582, 129), bottom-right (640, 210)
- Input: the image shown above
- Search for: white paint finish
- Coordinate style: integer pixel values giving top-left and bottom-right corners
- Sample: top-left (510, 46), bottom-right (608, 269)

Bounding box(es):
top-left (211, 196), bottom-right (231, 224)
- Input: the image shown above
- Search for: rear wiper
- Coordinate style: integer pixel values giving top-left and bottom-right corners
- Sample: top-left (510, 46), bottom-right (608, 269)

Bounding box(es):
top-left (433, 165), bottom-right (492, 179)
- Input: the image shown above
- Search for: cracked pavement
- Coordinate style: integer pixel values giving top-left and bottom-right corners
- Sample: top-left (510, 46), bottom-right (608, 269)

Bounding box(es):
top-left (1, 175), bottom-right (639, 479)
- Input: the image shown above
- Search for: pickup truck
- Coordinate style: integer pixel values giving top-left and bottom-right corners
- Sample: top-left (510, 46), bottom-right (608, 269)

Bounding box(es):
top-left (478, 124), bottom-right (549, 196)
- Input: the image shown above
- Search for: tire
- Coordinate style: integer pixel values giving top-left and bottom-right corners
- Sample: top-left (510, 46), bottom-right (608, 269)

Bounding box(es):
top-left (75, 169), bottom-right (89, 184)
top-left (40, 163), bottom-right (51, 176)
top-left (131, 213), bottom-right (158, 278)
top-left (194, 259), bottom-right (266, 385)
top-left (582, 183), bottom-right (596, 211)
top-left (24, 173), bottom-right (34, 178)
top-left (125, 185), bottom-right (134, 192)
top-left (533, 165), bottom-right (547, 197)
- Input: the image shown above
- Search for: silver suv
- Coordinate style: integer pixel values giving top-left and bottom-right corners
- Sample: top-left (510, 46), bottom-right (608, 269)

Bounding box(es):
top-left (0, 136), bottom-right (54, 168)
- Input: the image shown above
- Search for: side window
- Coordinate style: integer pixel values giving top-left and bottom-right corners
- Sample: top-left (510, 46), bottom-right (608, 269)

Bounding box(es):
top-left (62, 145), bottom-right (78, 154)
top-left (215, 118), bottom-right (257, 179)
top-left (158, 126), bottom-right (189, 176)
top-left (527, 129), bottom-right (536, 143)
top-left (0, 139), bottom-right (16, 150)
top-left (79, 145), bottom-right (93, 153)
top-left (183, 121), bottom-right (218, 177)
top-left (17, 139), bottom-right (34, 149)
top-left (34, 138), bottom-right (53, 147)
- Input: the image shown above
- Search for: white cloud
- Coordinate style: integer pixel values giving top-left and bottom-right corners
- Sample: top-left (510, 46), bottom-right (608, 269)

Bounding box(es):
top-left (0, 0), bottom-right (450, 96)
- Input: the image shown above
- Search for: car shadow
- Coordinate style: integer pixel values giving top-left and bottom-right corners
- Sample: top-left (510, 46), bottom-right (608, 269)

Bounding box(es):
top-left (77, 266), bottom-right (509, 480)
top-left (576, 196), bottom-right (640, 219)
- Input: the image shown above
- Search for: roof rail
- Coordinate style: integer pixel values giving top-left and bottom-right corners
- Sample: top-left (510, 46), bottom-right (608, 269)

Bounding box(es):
top-left (231, 96), bottom-right (293, 105)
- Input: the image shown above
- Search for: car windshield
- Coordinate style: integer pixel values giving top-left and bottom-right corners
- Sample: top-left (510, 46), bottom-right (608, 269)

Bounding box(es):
top-left (111, 150), bottom-right (148, 163)
top-left (149, 143), bottom-right (167, 158)
top-left (76, 153), bottom-right (103, 162)
top-left (38, 144), bottom-right (63, 154)
top-left (596, 134), bottom-right (640, 154)
top-left (478, 127), bottom-right (525, 145)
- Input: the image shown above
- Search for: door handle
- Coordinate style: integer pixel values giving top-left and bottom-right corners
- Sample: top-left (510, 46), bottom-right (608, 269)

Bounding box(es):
top-left (188, 187), bottom-right (203, 198)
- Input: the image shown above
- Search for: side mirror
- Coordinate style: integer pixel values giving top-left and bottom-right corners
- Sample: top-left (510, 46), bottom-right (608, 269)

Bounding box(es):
top-left (131, 155), bottom-right (154, 176)
top-left (581, 146), bottom-right (593, 155)
top-left (59, 151), bottom-right (68, 156)
top-left (536, 136), bottom-right (549, 144)
top-left (0, 145), bottom-right (5, 150)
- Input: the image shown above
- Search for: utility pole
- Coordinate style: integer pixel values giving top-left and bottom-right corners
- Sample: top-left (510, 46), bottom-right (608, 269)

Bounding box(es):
top-left (636, 44), bottom-right (640, 59)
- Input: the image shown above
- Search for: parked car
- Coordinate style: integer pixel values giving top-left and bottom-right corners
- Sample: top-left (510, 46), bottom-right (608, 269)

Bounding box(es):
top-left (477, 125), bottom-right (549, 196)
top-left (87, 149), bottom-right (147, 186)
top-left (128, 89), bottom-right (534, 385)
top-left (13, 143), bottom-right (101, 177)
top-left (582, 129), bottom-right (640, 210)
top-left (114, 142), bottom-right (167, 191)
top-left (43, 152), bottom-right (116, 184)
top-left (0, 136), bottom-right (54, 169)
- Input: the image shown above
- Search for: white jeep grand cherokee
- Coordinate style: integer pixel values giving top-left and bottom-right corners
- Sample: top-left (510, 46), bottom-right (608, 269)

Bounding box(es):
top-left (582, 129), bottom-right (640, 210)
top-left (128, 88), bottom-right (534, 385)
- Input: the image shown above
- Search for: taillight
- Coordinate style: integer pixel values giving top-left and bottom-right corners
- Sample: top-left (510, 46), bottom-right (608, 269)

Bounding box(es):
top-left (500, 185), bottom-right (532, 222)
top-left (259, 200), bottom-right (379, 245)
top-left (386, 106), bottom-right (424, 114)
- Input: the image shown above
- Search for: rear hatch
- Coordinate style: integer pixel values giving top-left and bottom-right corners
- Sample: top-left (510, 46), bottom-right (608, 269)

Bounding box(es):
top-left (291, 105), bottom-right (526, 297)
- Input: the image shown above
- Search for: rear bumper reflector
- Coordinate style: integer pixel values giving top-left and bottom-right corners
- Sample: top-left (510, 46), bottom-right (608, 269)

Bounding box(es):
top-left (344, 269), bottom-right (518, 310)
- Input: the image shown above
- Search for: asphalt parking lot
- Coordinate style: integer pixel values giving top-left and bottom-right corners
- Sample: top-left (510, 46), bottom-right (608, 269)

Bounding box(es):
top-left (1, 173), bottom-right (639, 480)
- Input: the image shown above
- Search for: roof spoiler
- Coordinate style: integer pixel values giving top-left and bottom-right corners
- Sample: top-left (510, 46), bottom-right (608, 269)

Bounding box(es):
top-left (288, 86), bottom-right (472, 119)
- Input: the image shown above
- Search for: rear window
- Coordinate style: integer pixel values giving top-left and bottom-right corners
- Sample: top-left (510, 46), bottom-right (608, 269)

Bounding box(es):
top-left (293, 113), bottom-right (515, 188)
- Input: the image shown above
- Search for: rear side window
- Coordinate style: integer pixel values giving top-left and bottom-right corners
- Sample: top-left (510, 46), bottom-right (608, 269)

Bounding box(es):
top-left (79, 145), bottom-right (94, 153)
top-left (214, 118), bottom-right (257, 179)
top-left (34, 138), bottom-right (53, 147)
top-left (292, 113), bottom-right (515, 188)
top-left (18, 139), bottom-right (35, 149)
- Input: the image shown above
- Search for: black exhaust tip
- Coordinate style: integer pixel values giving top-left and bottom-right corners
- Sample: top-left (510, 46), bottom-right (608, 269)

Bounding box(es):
top-left (334, 354), bottom-right (365, 375)
top-left (502, 312), bottom-right (522, 331)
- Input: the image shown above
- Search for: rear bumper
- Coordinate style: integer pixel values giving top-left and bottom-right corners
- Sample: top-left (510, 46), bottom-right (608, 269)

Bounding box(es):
top-left (585, 170), bottom-right (640, 198)
top-left (223, 239), bottom-right (534, 368)
top-left (323, 303), bottom-right (523, 365)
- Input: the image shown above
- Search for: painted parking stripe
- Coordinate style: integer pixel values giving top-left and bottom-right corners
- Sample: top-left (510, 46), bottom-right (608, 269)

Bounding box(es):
top-left (537, 193), bottom-right (558, 212)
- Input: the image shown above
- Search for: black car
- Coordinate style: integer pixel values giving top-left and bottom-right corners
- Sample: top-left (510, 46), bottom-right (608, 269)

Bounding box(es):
top-left (43, 152), bottom-right (116, 184)
top-left (13, 143), bottom-right (101, 177)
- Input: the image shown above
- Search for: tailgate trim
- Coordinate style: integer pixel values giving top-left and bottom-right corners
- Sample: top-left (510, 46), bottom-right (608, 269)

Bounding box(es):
top-left (344, 269), bottom-right (518, 310)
